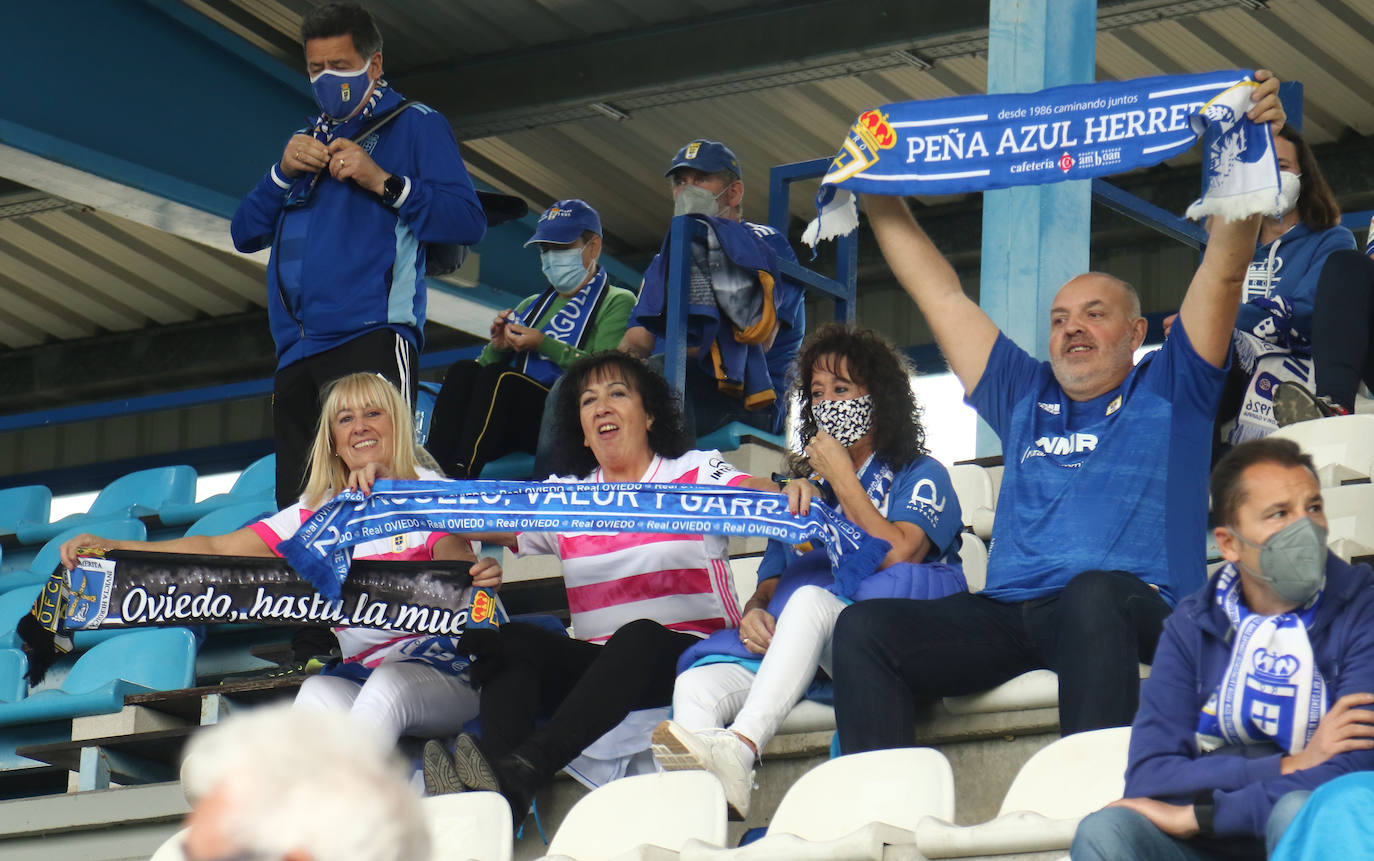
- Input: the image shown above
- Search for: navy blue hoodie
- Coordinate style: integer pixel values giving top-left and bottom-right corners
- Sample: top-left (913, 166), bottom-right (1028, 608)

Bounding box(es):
top-left (1124, 553), bottom-right (1374, 838)
top-left (1235, 222), bottom-right (1355, 345)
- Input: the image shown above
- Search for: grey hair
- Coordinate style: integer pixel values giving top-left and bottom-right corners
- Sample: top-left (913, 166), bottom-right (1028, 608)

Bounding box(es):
top-left (1086, 271), bottom-right (1142, 319)
top-left (181, 704), bottom-right (429, 861)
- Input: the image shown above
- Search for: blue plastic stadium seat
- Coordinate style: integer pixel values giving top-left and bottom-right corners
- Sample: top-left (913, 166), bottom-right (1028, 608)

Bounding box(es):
top-left (479, 452), bottom-right (536, 480)
top-left (415, 381), bottom-right (441, 446)
top-left (16, 466), bottom-right (197, 545)
top-left (0, 485), bottom-right (52, 537)
top-left (0, 649), bottom-right (27, 704)
top-left (183, 499), bottom-right (277, 538)
top-left (0, 519), bottom-right (147, 593)
top-left (158, 455), bottom-right (277, 526)
top-left (696, 421), bottom-right (786, 453)
top-left (0, 628), bottom-right (197, 727)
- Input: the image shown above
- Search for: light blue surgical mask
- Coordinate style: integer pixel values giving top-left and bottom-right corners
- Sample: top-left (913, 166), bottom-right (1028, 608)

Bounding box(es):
top-left (310, 62), bottom-right (374, 120)
top-left (541, 247), bottom-right (592, 295)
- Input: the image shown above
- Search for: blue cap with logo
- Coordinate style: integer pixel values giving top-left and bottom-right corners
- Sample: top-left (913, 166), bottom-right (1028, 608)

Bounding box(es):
top-left (524, 199), bottom-right (602, 247)
top-left (665, 140), bottom-right (742, 179)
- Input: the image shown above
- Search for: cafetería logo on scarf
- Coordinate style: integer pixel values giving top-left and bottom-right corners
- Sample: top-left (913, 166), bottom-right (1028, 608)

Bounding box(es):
top-left (820, 70), bottom-right (1249, 197)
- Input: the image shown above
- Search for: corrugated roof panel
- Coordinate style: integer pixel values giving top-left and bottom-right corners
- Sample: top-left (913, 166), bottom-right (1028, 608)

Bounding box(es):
top-left (81, 212), bottom-right (264, 312)
top-left (1198, 8), bottom-right (1369, 137)
top-left (1096, 31), bottom-right (1169, 82)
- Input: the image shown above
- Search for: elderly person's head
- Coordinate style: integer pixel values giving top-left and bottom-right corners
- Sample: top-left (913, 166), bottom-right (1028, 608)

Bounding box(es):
top-left (1211, 437), bottom-right (1328, 615)
top-left (666, 139), bottom-right (744, 221)
top-left (180, 704), bottom-right (428, 861)
top-left (302, 372), bottom-right (433, 506)
top-left (548, 352), bottom-right (690, 480)
top-left (792, 324), bottom-right (928, 473)
top-left (524, 199), bottom-right (604, 296)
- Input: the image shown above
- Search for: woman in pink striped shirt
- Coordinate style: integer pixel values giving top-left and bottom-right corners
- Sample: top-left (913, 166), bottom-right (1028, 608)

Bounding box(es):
top-left (422, 352), bottom-right (805, 827)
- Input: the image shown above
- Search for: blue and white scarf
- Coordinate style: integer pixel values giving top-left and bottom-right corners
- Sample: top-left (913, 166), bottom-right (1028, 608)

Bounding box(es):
top-left (804, 71), bottom-right (1279, 246)
top-left (279, 479), bottom-right (890, 601)
top-left (785, 454), bottom-right (893, 558)
top-left (1195, 563), bottom-right (1326, 755)
top-left (515, 269), bottom-right (611, 386)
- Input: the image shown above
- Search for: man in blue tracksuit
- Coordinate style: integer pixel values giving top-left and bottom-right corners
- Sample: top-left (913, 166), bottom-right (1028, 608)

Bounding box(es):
top-left (231, 2), bottom-right (486, 512)
top-left (1073, 438), bottom-right (1374, 860)
top-left (230, 3), bottom-right (485, 670)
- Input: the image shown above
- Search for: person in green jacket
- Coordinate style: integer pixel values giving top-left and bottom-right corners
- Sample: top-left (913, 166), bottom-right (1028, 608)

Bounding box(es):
top-left (427, 199), bottom-right (635, 477)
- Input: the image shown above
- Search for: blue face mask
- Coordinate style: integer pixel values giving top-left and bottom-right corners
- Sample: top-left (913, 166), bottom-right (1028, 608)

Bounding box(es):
top-left (310, 62), bottom-right (373, 120)
top-left (541, 247), bottom-right (591, 295)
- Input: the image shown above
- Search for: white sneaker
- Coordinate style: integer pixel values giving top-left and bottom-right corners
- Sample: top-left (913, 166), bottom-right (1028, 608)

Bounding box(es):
top-left (651, 719), bottom-right (755, 820)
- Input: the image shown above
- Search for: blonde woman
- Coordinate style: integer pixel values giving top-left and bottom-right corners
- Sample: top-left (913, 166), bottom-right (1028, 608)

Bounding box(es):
top-left (60, 373), bottom-right (500, 744)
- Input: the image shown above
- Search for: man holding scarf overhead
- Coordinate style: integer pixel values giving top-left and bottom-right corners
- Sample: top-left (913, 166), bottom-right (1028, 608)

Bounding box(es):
top-left (1073, 438), bottom-right (1374, 860)
top-left (426, 200), bottom-right (635, 478)
top-left (833, 71), bottom-right (1289, 743)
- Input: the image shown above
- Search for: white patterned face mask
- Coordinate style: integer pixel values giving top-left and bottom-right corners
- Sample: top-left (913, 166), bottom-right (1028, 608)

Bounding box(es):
top-left (811, 394), bottom-right (874, 448)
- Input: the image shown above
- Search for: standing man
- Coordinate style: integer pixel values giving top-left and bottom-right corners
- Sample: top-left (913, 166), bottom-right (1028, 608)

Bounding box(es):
top-left (832, 72), bottom-right (1286, 744)
top-left (231, 2), bottom-right (485, 673)
top-left (618, 140), bottom-right (805, 438)
top-left (232, 2), bottom-right (486, 511)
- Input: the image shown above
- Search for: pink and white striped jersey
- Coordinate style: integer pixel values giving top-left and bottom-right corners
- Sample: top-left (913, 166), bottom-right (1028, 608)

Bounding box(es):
top-left (519, 450), bottom-right (751, 643)
top-left (251, 467), bottom-right (464, 667)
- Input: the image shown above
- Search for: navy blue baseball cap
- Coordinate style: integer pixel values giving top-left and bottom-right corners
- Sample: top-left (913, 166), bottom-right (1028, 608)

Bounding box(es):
top-left (524, 199), bottom-right (602, 247)
top-left (665, 140), bottom-right (742, 179)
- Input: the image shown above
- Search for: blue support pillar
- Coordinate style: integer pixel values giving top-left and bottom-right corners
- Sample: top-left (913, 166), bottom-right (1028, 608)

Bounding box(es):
top-left (976, 0), bottom-right (1097, 455)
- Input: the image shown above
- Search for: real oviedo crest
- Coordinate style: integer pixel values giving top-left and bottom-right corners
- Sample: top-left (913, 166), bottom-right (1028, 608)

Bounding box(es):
top-left (828, 109), bottom-right (898, 183)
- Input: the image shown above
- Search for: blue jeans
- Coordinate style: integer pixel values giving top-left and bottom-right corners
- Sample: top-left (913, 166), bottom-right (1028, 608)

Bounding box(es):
top-left (1071, 792), bottom-right (1309, 860)
top-left (832, 570), bottom-right (1172, 748)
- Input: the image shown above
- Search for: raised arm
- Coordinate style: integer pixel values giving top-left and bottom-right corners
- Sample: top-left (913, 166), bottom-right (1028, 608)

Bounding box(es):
top-left (1176, 69), bottom-right (1286, 367)
top-left (58, 528), bottom-right (273, 571)
top-left (862, 195), bottom-right (1000, 391)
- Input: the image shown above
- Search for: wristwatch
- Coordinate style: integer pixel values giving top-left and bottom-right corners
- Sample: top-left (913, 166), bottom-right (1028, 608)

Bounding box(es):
top-left (1193, 796), bottom-right (1216, 837)
top-left (381, 174), bottom-right (406, 206)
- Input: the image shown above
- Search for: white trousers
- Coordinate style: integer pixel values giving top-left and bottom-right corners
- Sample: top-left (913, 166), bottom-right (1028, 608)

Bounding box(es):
top-left (294, 660), bottom-right (480, 745)
top-left (672, 585), bottom-right (845, 750)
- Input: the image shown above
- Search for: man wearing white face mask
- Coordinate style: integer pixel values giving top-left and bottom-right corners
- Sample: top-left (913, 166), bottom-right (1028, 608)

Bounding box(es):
top-left (619, 140), bottom-right (806, 438)
top-left (427, 199), bottom-right (635, 477)
top-left (231, 2), bottom-right (487, 511)
top-left (1073, 437), bottom-right (1374, 860)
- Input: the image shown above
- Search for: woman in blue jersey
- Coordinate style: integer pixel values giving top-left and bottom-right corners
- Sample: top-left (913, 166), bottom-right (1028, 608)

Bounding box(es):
top-left (650, 324), bottom-right (966, 819)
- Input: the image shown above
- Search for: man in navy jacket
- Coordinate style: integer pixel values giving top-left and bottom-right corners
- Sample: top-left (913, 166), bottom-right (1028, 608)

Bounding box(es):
top-left (232, 3), bottom-right (485, 513)
top-left (1073, 437), bottom-right (1374, 860)
top-left (231, 3), bottom-right (485, 672)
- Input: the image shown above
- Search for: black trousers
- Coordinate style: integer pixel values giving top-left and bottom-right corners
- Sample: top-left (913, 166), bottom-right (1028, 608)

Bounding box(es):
top-left (426, 360), bottom-right (549, 478)
top-left (272, 329), bottom-right (418, 508)
top-left (1312, 248), bottom-right (1374, 410)
top-left (465, 620), bottom-right (697, 783)
top-left (272, 329), bottom-right (417, 661)
top-left (832, 570), bottom-right (1172, 751)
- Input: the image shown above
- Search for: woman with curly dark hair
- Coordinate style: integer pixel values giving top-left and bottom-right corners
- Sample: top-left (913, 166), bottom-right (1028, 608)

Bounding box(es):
top-left (651, 324), bottom-right (967, 819)
top-left (422, 351), bottom-right (795, 827)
